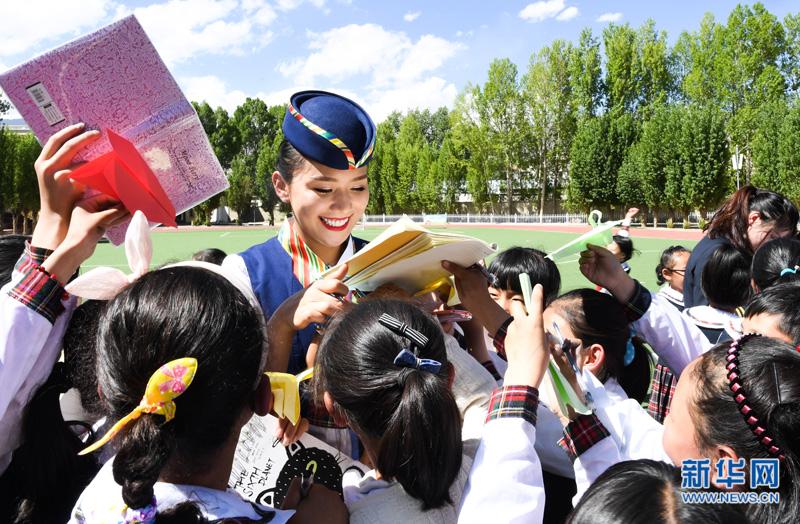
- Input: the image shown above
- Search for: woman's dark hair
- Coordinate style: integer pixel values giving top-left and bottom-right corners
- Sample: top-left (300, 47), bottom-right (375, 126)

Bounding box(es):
top-left (63, 299), bottom-right (106, 418)
top-left (488, 247), bottom-right (561, 305)
top-left (567, 459), bottom-right (749, 524)
top-left (612, 235), bottom-right (635, 262)
top-left (693, 336), bottom-right (800, 524)
top-left (0, 363), bottom-right (100, 524)
top-left (191, 248), bottom-right (227, 266)
top-left (315, 299), bottom-right (462, 510)
top-left (751, 237), bottom-right (800, 291)
top-left (744, 281), bottom-right (800, 345)
top-left (655, 245), bottom-right (691, 286)
top-left (275, 139), bottom-right (307, 184)
top-left (97, 266), bottom-right (264, 519)
top-left (0, 235), bottom-right (29, 287)
top-left (550, 289), bottom-right (650, 403)
top-left (705, 185), bottom-right (799, 254)
top-left (701, 244), bottom-right (752, 311)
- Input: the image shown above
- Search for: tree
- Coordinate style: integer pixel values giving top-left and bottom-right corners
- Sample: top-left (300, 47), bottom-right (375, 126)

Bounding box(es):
top-left (523, 40), bottom-right (576, 216)
top-left (568, 110), bottom-right (638, 212)
top-left (255, 133), bottom-right (283, 225)
top-left (617, 104), bottom-right (680, 220)
top-left (776, 102), bottom-right (800, 202)
top-left (226, 154), bottom-right (255, 224)
top-left (569, 28), bottom-right (604, 118)
top-left (1, 133), bottom-right (41, 233)
top-left (394, 113), bottom-right (425, 212)
top-left (472, 59), bottom-right (527, 213)
top-left (0, 93), bottom-right (10, 120)
top-left (679, 105), bottom-right (730, 214)
top-left (751, 100), bottom-right (788, 192)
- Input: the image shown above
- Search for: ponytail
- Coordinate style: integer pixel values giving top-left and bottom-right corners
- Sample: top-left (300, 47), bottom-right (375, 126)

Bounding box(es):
top-left (706, 185), bottom-right (799, 254)
top-left (377, 370), bottom-right (462, 509)
top-left (751, 237), bottom-right (800, 291)
top-left (113, 415), bottom-right (175, 509)
top-left (615, 338), bottom-right (652, 404)
top-left (316, 299), bottom-right (464, 510)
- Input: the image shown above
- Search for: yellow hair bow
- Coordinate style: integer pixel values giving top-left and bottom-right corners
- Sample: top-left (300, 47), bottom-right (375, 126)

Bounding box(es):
top-left (79, 357), bottom-right (198, 455)
top-left (266, 368), bottom-right (313, 426)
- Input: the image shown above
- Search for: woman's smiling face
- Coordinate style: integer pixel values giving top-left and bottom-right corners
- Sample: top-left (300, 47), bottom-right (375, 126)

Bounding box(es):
top-left (274, 158), bottom-right (369, 262)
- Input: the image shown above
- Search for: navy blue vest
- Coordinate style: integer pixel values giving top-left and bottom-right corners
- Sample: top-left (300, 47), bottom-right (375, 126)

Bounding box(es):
top-left (240, 236), bottom-right (368, 374)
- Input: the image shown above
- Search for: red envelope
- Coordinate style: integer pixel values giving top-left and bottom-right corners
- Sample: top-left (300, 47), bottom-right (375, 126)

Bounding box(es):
top-left (69, 129), bottom-right (177, 227)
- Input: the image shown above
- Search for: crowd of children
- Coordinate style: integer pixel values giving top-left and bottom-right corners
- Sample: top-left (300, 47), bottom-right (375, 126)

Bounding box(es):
top-left (1, 91), bottom-right (800, 524)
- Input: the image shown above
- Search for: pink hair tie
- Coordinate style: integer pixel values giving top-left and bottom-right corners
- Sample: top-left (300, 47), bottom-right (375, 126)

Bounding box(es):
top-left (726, 334), bottom-right (785, 460)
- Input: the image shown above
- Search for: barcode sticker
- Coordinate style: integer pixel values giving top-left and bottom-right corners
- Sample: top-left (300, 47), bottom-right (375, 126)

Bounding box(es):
top-left (25, 82), bottom-right (65, 126)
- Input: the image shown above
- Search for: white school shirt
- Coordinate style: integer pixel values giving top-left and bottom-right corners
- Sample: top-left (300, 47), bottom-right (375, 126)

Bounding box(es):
top-left (0, 266), bottom-right (76, 475)
top-left (571, 369), bottom-right (671, 503)
top-left (70, 456), bottom-right (294, 523)
top-left (633, 292), bottom-right (712, 376)
top-left (458, 416), bottom-right (545, 524)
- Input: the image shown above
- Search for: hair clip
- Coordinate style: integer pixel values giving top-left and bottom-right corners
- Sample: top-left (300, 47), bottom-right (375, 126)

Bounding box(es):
top-left (79, 357), bottom-right (198, 455)
top-left (780, 265), bottom-right (799, 277)
top-left (393, 348), bottom-right (442, 374)
top-left (378, 313), bottom-right (429, 349)
top-left (726, 334), bottom-right (785, 460)
top-left (378, 313), bottom-right (442, 374)
top-left (624, 338), bottom-right (636, 366)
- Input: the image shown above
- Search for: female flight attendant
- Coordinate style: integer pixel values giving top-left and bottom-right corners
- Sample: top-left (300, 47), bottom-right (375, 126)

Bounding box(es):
top-left (224, 90), bottom-right (375, 371)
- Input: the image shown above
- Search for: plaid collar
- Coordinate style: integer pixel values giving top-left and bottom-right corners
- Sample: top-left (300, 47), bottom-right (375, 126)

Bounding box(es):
top-left (277, 218), bottom-right (354, 288)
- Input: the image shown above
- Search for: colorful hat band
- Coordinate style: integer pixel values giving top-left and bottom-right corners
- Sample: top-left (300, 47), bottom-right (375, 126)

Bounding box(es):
top-left (288, 101), bottom-right (375, 170)
top-left (725, 334), bottom-right (785, 460)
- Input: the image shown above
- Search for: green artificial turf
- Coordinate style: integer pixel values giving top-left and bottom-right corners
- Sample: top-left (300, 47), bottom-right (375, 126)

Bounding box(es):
top-left (84, 225), bottom-right (698, 292)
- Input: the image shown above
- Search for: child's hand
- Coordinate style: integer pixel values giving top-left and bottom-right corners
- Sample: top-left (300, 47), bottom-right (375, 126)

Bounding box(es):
top-left (275, 416), bottom-right (310, 447)
top-left (282, 478), bottom-right (349, 523)
top-left (441, 260), bottom-right (489, 311)
top-left (578, 244), bottom-right (634, 300)
top-left (41, 195), bottom-right (129, 284)
top-left (32, 123), bottom-right (101, 250)
top-left (625, 207), bottom-right (640, 221)
top-left (503, 284), bottom-right (549, 389)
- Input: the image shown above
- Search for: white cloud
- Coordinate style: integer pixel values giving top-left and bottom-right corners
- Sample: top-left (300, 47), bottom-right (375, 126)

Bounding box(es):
top-left (556, 6), bottom-right (579, 21)
top-left (277, 23), bottom-right (463, 121)
top-left (403, 11), bottom-right (421, 22)
top-left (275, 0), bottom-right (326, 11)
top-left (596, 12), bottom-right (623, 23)
top-left (0, 0), bottom-right (115, 58)
top-left (278, 24), bottom-right (463, 86)
top-left (180, 75), bottom-right (249, 113)
top-left (113, 0), bottom-right (281, 66)
top-left (519, 0), bottom-right (565, 22)
top-left (367, 77), bottom-right (458, 122)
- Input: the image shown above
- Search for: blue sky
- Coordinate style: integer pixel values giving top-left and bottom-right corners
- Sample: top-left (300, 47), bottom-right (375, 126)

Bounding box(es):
top-left (1, 0), bottom-right (797, 122)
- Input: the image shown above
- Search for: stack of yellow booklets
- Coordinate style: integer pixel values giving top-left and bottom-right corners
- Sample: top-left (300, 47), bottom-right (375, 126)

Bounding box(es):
top-left (325, 216), bottom-right (496, 294)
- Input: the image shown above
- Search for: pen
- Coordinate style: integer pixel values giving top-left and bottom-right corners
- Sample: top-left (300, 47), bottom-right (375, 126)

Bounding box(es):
top-left (468, 263), bottom-right (497, 287)
top-left (300, 472), bottom-right (315, 499)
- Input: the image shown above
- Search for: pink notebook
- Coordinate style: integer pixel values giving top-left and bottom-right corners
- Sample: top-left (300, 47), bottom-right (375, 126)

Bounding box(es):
top-left (0, 15), bottom-right (228, 244)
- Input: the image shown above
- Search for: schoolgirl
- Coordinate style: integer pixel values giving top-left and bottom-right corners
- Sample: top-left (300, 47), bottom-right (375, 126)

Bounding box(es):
top-left (751, 237), bottom-right (800, 291)
top-left (654, 245), bottom-right (691, 311)
top-left (313, 298), bottom-right (497, 523)
top-left (70, 263), bottom-right (346, 522)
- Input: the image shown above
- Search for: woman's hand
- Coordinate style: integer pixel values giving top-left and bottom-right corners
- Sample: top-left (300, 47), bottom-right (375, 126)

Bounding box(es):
top-left (275, 417), bottom-right (310, 447)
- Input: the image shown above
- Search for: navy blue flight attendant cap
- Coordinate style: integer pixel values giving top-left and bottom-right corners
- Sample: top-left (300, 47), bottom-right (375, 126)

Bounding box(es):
top-left (283, 90), bottom-right (377, 171)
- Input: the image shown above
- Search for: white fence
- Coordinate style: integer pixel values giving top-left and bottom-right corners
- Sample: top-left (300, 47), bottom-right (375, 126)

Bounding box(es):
top-left (362, 212), bottom-right (714, 226)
